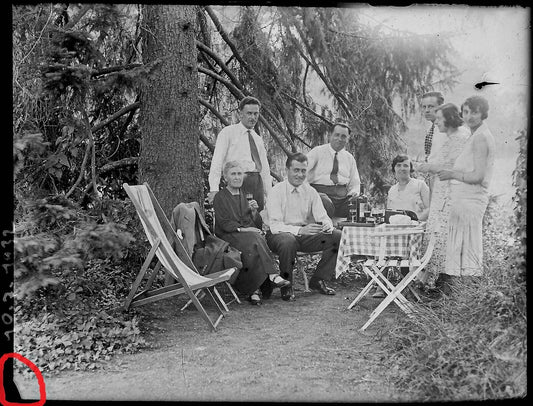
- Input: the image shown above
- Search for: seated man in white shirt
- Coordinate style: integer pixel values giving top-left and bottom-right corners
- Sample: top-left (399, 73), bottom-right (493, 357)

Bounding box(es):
top-left (306, 119), bottom-right (360, 218)
top-left (265, 152), bottom-right (342, 301)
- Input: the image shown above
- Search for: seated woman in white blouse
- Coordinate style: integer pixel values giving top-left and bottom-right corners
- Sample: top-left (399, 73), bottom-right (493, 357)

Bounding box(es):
top-left (369, 154), bottom-right (430, 298)
top-left (387, 154), bottom-right (430, 221)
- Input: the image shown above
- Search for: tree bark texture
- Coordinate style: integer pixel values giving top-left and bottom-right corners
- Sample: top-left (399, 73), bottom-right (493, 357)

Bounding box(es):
top-left (139, 5), bottom-right (203, 216)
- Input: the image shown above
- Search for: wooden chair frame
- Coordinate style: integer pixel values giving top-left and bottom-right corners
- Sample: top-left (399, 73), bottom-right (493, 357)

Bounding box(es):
top-left (123, 183), bottom-right (239, 331)
top-left (347, 228), bottom-right (436, 331)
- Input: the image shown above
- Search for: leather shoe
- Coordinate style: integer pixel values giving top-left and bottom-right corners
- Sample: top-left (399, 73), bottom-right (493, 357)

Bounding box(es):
top-left (270, 275), bottom-right (291, 288)
top-left (309, 278), bottom-right (336, 295)
top-left (248, 291), bottom-right (262, 305)
top-left (280, 286), bottom-right (295, 302)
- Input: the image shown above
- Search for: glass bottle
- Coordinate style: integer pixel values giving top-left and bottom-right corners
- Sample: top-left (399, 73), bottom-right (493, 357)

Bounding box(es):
top-left (348, 196), bottom-right (358, 222)
top-left (356, 183), bottom-right (369, 223)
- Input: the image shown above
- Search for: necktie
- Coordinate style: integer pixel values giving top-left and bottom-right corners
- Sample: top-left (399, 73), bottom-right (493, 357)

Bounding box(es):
top-left (330, 151), bottom-right (339, 184)
top-left (247, 130), bottom-right (262, 172)
top-left (424, 123), bottom-right (435, 161)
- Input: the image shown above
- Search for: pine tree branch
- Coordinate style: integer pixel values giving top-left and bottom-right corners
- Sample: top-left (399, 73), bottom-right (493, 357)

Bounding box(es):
top-left (303, 62), bottom-right (310, 107)
top-left (279, 9), bottom-right (352, 119)
top-left (198, 66), bottom-right (292, 156)
top-left (65, 137), bottom-right (91, 199)
top-left (82, 109), bottom-right (98, 198)
top-left (90, 63), bottom-right (143, 78)
top-left (199, 133), bottom-right (215, 153)
top-left (63, 4), bottom-right (92, 30)
top-left (199, 98), bottom-right (230, 127)
top-left (91, 102), bottom-right (140, 133)
top-left (279, 90), bottom-right (333, 126)
top-left (204, 6), bottom-right (250, 71)
top-left (202, 6), bottom-right (297, 152)
top-left (99, 157), bottom-right (139, 175)
top-left (196, 40), bottom-right (244, 91)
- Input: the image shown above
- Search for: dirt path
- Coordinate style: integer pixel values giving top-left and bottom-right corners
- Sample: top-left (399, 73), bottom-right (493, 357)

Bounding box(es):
top-left (14, 280), bottom-right (411, 402)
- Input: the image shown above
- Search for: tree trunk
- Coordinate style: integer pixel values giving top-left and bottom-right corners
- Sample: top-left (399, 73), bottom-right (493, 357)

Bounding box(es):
top-left (139, 5), bottom-right (203, 216)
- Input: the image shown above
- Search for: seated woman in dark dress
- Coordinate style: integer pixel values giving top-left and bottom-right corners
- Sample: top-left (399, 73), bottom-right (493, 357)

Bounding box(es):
top-left (213, 161), bottom-right (290, 305)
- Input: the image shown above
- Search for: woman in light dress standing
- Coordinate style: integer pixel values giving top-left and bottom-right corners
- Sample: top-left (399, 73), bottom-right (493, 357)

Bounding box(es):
top-left (415, 103), bottom-right (469, 290)
top-left (437, 96), bottom-right (495, 292)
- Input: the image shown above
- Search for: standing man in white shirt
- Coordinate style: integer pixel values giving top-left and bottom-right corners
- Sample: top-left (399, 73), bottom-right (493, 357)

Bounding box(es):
top-left (306, 119), bottom-right (360, 218)
top-left (420, 91), bottom-right (446, 193)
top-left (265, 152), bottom-right (342, 301)
top-left (207, 96), bottom-right (271, 211)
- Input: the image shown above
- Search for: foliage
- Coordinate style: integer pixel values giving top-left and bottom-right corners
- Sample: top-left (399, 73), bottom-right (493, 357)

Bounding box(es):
top-left (278, 7), bottom-right (458, 197)
top-left (14, 194), bottom-right (135, 298)
top-left (381, 155), bottom-right (527, 400)
top-left (14, 194), bottom-right (149, 374)
top-left (510, 129), bottom-right (527, 280)
top-left (15, 308), bottom-right (145, 375)
top-left (13, 4), bottom-right (142, 201)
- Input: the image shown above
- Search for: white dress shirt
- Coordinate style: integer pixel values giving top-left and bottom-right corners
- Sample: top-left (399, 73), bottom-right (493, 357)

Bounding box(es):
top-left (208, 122), bottom-right (272, 196)
top-left (266, 180), bottom-right (332, 235)
top-left (305, 144), bottom-right (361, 196)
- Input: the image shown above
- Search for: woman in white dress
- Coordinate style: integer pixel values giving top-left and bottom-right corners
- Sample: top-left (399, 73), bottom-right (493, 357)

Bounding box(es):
top-left (415, 103), bottom-right (469, 290)
top-left (387, 154), bottom-right (430, 221)
top-left (437, 96), bottom-right (495, 292)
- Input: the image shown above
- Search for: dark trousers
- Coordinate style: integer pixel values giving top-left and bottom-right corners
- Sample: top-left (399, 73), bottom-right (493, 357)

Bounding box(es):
top-left (266, 230), bottom-right (342, 282)
top-left (242, 172), bottom-right (264, 212)
top-left (310, 184), bottom-right (351, 218)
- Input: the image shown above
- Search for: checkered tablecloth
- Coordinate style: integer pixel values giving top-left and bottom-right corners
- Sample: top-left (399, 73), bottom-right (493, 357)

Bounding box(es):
top-left (335, 224), bottom-right (423, 278)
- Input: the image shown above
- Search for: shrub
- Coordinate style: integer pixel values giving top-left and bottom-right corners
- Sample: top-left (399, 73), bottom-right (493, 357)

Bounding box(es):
top-left (14, 194), bottom-right (150, 375)
top-left (15, 309), bottom-right (145, 375)
top-left (382, 200), bottom-right (525, 400)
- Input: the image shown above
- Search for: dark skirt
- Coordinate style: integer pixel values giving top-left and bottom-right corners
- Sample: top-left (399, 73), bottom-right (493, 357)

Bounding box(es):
top-left (220, 231), bottom-right (277, 296)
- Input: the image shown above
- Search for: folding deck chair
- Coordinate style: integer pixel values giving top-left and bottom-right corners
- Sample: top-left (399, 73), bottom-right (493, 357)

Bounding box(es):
top-left (123, 183), bottom-right (239, 331)
top-left (347, 227), bottom-right (436, 331)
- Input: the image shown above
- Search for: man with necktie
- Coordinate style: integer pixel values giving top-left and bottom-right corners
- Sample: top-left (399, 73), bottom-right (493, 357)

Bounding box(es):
top-left (208, 96), bottom-right (271, 211)
top-left (420, 91), bottom-right (446, 193)
top-left (265, 152), bottom-right (341, 301)
top-left (306, 119), bottom-right (360, 218)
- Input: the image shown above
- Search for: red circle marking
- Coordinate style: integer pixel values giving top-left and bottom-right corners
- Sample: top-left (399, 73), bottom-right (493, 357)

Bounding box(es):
top-left (0, 352), bottom-right (46, 406)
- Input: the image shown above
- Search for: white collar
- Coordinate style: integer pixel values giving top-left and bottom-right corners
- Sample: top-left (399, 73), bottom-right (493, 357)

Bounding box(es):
top-left (238, 121), bottom-right (255, 134)
top-left (286, 180), bottom-right (303, 194)
top-left (328, 144), bottom-right (344, 155)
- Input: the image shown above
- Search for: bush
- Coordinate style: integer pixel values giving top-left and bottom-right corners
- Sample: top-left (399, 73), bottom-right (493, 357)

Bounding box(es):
top-left (15, 309), bottom-right (145, 375)
top-left (14, 194), bottom-right (150, 375)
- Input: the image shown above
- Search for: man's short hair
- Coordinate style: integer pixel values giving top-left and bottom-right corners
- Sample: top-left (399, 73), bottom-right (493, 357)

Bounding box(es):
top-left (285, 152), bottom-right (307, 169)
top-left (421, 91), bottom-right (444, 105)
top-left (330, 118), bottom-right (352, 135)
top-left (239, 96), bottom-right (261, 111)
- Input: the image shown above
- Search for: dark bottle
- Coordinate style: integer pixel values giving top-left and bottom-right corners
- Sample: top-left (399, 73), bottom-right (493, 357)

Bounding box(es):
top-left (356, 183), bottom-right (369, 223)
